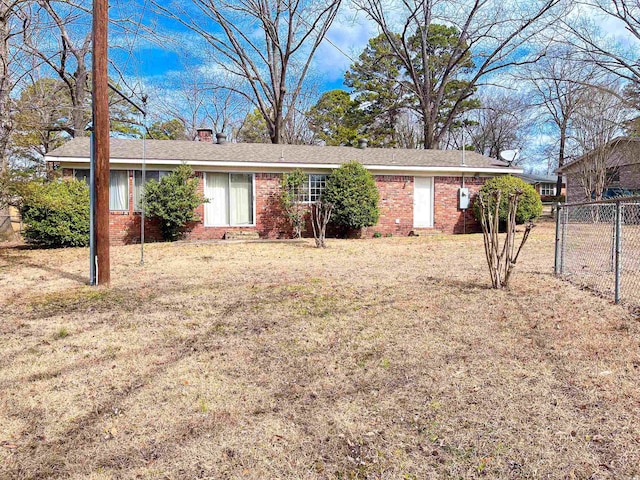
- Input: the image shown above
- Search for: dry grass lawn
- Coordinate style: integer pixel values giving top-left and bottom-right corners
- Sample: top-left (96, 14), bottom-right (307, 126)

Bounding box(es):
top-left (1, 223), bottom-right (639, 479)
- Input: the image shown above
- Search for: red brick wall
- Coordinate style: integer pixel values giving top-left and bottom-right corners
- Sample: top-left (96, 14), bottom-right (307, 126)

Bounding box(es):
top-left (374, 175), bottom-right (414, 236)
top-left (62, 168), bottom-right (490, 243)
top-left (434, 176), bottom-right (486, 234)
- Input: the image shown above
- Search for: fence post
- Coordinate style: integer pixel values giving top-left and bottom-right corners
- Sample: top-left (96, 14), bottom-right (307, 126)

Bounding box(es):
top-left (554, 202), bottom-right (562, 275)
top-left (614, 200), bottom-right (622, 304)
top-left (560, 205), bottom-right (567, 275)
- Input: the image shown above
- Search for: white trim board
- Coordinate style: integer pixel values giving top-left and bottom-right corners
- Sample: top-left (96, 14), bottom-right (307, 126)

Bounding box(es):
top-left (48, 156), bottom-right (522, 175)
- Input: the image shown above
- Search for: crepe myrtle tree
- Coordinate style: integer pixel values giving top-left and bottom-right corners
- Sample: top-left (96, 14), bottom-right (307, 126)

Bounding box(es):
top-left (477, 188), bottom-right (534, 289)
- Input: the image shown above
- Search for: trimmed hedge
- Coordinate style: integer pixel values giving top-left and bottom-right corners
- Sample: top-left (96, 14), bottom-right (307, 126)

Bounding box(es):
top-left (21, 179), bottom-right (90, 247)
top-left (473, 175), bottom-right (542, 224)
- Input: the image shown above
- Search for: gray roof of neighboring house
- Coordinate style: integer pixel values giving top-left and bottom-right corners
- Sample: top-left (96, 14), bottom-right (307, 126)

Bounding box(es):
top-left (45, 137), bottom-right (519, 171)
top-left (557, 136), bottom-right (640, 173)
top-left (517, 173), bottom-right (563, 184)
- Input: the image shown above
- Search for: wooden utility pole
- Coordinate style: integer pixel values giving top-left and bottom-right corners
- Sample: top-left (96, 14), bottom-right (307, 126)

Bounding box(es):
top-left (92, 0), bottom-right (110, 285)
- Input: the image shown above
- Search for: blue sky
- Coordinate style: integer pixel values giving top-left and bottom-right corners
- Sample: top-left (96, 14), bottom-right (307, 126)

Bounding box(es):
top-left (105, 1), bottom-right (639, 172)
top-left (109, 1), bottom-right (638, 106)
top-left (108, 3), bottom-right (377, 98)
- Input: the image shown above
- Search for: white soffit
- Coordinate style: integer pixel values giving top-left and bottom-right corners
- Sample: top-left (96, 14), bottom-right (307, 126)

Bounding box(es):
top-left (46, 156), bottom-right (523, 175)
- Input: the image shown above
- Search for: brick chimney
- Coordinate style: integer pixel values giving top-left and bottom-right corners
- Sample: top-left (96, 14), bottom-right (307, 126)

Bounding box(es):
top-left (196, 128), bottom-right (213, 143)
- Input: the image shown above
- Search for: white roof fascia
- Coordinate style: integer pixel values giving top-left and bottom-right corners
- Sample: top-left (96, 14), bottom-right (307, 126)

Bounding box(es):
top-left (46, 156), bottom-right (522, 175)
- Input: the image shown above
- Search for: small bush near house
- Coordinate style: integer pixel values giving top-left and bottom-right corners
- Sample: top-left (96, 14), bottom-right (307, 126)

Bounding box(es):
top-left (20, 178), bottom-right (90, 247)
top-left (280, 168), bottom-right (307, 238)
top-left (323, 161), bottom-right (379, 233)
top-left (144, 164), bottom-right (207, 241)
top-left (473, 175), bottom-right (542, 225)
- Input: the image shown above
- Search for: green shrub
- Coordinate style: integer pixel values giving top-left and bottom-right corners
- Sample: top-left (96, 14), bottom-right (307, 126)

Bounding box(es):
top-left (21, 178), bottom-right (90, 247)
top-left (473, 175), bottom-right (542, 225)
top-left (144, 164), bottom-right (207, 241)
top-left (280, 168), bottom-right (307, 238)
top-left (323, 161), bottom-right (380, 231)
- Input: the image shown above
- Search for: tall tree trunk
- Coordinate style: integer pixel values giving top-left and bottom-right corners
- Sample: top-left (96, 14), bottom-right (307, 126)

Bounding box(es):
top-left (422, 115), bottom-right (437, 149)
top-left (270, 114), bottom-right (282, 144)
top-left (71, 63), bottom-right (88, 137)
top-left (0, 7), bottom-right (12, 239)
top-left (556, 121), bottom-right (567, 196)
top-left (0, 7), bottom-right (11, 176)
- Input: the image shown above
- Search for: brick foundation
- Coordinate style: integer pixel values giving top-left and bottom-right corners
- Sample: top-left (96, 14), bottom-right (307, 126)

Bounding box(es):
top-left (63, 168), bottom-right (489, 244)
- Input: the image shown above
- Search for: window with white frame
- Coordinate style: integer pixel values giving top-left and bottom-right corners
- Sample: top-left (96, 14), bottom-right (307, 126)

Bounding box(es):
top-left (73, 169), bottom-right (129, 211)
top-left (204, 173), bottom-right (254, 226)
top-left (133, 170), bottom-right (169, 211)
top-left (296, 174), bottom-right (327, 203)
top-left (540, 183), bottom-right (556, 196)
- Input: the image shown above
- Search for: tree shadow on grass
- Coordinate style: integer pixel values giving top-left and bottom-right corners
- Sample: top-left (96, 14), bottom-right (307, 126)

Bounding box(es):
top-left (0, 283), bottom-right (368, 479)
top-left (0, 254), bottom-right (88, 285)
top-left (417, 274), bottom-right (493, 292)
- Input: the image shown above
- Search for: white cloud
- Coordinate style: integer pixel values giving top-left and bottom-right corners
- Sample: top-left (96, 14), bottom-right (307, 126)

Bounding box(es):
top-left (312, 12), bottom-right (378, 82)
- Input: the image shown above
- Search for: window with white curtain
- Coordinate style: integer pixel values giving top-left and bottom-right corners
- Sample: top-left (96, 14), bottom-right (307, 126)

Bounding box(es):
top-left (109, 170), bottom-right (129, 211)
top-left (74, 169), bottom-right (130, 211)
top-left (133, 170), bottom-right (169, 211)
top-left (204, 173), bottom-right (254, 226)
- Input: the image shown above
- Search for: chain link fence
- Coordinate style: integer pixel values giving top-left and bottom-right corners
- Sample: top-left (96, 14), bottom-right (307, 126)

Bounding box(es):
top-left (555, 196), bottom-right (640, 307)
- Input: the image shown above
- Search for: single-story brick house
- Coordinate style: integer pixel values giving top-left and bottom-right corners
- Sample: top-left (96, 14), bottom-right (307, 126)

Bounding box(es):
top-left (516, 173), bottom-right (565, 201)
top-left (557, 136), bottom-right (640, 203)
top-left (44, 130), bottom-right (522, 244)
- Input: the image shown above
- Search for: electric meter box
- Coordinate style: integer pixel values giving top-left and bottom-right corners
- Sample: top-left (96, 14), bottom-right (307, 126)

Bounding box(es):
top-left (459, 187), bottom-right (470, 210)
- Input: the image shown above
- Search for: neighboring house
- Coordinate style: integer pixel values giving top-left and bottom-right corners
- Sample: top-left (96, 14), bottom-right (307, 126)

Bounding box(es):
top-left (557, 137), bottom-right (640, 203)
top-left (517, 173), bottom-right (565, 201)
top-left (44, 130), bottom-right (521, 245)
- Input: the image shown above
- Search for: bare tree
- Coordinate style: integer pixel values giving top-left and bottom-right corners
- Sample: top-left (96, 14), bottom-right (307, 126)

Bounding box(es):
top-left (478, 189), bottom-right (534, 289)
top-left (21, 0), bottom-right (91, 137)
top-left (352, 0), bottom-right (566, 149)
top-left (282, 85), bottom-right (317, 145)
top-left (149, 69), bottom-right (249, 140)
top-left (523, 48), bottom-right (597, 193)
top-left (561, 0), bottom-right (640, 84)
top-left (0, 0), bottom-right (31, 175)
top-left (152, 0), bottom-right (342, 144)
top-left (395, 110), bottom-right (422, 149)
top-left (572, 85), bottom-right (628, 201)
top-left (464, 90), bottom-right (531, 160)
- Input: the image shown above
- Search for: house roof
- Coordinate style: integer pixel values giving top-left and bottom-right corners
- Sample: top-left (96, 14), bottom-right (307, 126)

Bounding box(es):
top-left (517, 173), bottom-right (563, 185)
top-left (45, 137), bottom-right (521, 174)
top-left (556, 136), bottom-right (640, 173)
